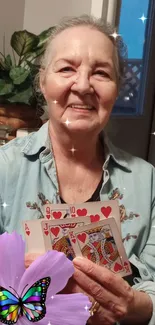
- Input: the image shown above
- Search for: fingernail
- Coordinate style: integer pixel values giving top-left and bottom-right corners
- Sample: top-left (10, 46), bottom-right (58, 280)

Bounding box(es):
top-left (73, 256), bottom-right (85, 267)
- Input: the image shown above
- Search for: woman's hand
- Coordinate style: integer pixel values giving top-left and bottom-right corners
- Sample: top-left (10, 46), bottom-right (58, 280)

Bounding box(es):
top-left (72, 257), bottom-right (153, 325)
top-left (25, 252), bottom-right (44, 268)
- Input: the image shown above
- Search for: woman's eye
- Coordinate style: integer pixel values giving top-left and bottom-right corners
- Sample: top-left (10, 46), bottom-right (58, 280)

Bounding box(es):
top-left (95, 70), bottom-right (109, 77)
top-left (60, 67), bottom-right (74, 72)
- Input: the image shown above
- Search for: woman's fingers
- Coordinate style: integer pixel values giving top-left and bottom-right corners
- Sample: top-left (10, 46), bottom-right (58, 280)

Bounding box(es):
top-left (25, 252), bottom-right (44, 268)
top-left (73, 257), bottom-right (132, 298)
top-left (73, 267), bottom-right (127, 320)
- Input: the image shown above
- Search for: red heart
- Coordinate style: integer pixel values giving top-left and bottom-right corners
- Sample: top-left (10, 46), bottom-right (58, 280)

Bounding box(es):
top-left (71, 214), bottom-right (76, 218)
top-left (101, 206), bottom-right (112, 218)
top-left (124, 261), bottom-right (128, 267)
top-left (46, 214), bottom-right (50, 220)
top-left (72, 239), bottom-right (76, 244)
top-left (50, 227), bottom-right (60, 237)
top-left (26, 230), bottom-right (30, 236)
top-left (124, 261), bottom-right (130, 272)
top-left (90, 214), bottom-right (100, 223)
top-left (52, 211), bottom-right (62, 219)
top-left (77, 209), bottom-right (87, 217)
top-left (44, 230), bottom-right (49, 236)
top-left (114, 262), bottom-right (123, 272)
top-left (77, 233), bottom-right (87, 243)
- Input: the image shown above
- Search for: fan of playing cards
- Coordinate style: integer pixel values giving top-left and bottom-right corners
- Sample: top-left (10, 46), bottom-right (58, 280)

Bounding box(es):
top-left (0, 232), bottom-right (91, 325)
top-left (24, 201), bottom-right (132, 277)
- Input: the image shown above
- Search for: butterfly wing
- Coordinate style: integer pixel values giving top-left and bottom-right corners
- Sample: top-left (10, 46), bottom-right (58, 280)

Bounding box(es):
top-left (0, 286), bottom-right (20, 324)
top-left (22, 277), bottom-right (51, 322)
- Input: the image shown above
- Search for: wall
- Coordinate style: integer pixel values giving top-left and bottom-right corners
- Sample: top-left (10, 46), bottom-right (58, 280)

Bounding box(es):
top-left (23, 0), bottom-right (92, 34)
top-left (0, 0), bottom-right (25, 54)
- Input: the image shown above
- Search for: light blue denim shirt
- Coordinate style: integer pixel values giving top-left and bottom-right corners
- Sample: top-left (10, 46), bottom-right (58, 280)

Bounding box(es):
top-left (0, 121), bottom-right (155, 324)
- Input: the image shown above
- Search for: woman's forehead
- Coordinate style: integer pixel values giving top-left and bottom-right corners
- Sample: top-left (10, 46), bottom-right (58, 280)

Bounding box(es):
top-left (51, 26), bottom-right (114, 63)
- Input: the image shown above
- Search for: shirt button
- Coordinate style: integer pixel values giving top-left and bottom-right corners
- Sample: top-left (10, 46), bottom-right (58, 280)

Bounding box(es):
top-left (143, 269), bottom-right (148, 276)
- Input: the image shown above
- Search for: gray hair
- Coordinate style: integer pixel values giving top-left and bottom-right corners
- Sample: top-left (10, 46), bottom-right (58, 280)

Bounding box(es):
top-left (40, 15), bottom-right (127, 88)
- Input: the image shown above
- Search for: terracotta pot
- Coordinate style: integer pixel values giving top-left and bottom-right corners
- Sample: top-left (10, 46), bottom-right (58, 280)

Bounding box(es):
top-left (0, 104), bottom-right (42, 135)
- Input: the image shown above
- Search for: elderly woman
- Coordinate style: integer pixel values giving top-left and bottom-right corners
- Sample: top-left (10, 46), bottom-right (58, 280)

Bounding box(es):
top-left (0, 15), bottom-right (155, 325)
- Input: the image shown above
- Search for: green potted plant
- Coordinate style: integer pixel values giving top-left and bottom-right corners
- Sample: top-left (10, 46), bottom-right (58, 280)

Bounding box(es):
top-left (0, 27), bottom-right (54, 134)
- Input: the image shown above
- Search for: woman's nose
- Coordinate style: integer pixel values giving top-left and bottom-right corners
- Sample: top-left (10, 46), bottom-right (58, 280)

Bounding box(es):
top-left (71, 73), bottom-right (94, 95)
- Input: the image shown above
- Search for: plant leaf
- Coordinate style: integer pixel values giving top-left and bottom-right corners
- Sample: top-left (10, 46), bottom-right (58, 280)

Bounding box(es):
top-left (5, 55), bottom-right (13, 68)
top-left (9, 67), bottom-right (30, 85)
top-left (24, 46), bottom-right (45, 63)
top-left (0, 79), bottom-right (13, 95)
top-left (8, 87), bottom-right (33, 104)
top-left (0, 58), bottom-right (6, 70)
top-left (37, 27), bottom-right (55, 49)
top-left (11, 30), bottom-right (39, 56)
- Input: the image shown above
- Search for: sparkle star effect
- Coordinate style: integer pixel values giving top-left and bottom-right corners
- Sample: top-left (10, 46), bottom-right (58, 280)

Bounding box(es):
top-left (53, 100), bottom-right (58, 104)
top-left (70, 146), bottom-right (77, 155)
top-left (151, 132), bottom-right (155, 135)
top-left (51, 295), bottom-right (54, 299)
top-left (110, 30), bottom-right (121, 39)
top-left (1, 202), bottom-right (9, 208)
top-left (85, 305), bottom-right (89, 311)
top-left (64, 118), bottom-right (71, 126)
top-left (139, 14), bottom-right (147, 23)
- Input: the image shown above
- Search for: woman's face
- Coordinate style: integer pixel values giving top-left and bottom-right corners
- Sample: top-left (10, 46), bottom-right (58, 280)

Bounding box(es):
top-left (41, 26), bottom-right (118, 133)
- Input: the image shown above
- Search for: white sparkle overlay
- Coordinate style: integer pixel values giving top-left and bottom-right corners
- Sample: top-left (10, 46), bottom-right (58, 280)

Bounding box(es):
top-left (70, 147), bottom-right (77, 155)
top-left (1, 202), bottom-right (9, 208)
top-left (85, 305), bottom-right (89, 311)
top-left (51, 296), bottom-right (54, 299)
top-left (139, 14), bottom-right (147, 23)
top-left (47, 322), bottom-right (52, 325)
top-left (110, 31), bottom-right (121, 39)
top-left (53, 100), bottom-right (58, 104)
top-left (151, 132), bottom-right (155, 135)
top-left (64, 119), bottom-right (71, 127)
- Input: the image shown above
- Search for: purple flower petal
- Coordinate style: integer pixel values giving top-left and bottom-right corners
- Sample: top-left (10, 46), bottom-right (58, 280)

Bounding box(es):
top-left (17, 294), bottom-right (91, 325)
top-left (0, 232), bottom-right (25, 289)
top-left (44, 294), bottom-right (91, 325)
top-left (18, 250), bottom-right (74, 296)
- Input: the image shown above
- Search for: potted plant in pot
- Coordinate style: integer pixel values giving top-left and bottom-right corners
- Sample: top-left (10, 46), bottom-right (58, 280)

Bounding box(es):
top-left (0, 27), bottom-right (54, 135)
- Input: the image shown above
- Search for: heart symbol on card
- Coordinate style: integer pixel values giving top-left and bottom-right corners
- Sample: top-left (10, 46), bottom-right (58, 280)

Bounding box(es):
top-left (90, 214), bottom-right (100, 223)
top-left (52, 211), bottom-right (62, 219)
top-left (71, 214), bottom-right (76, 218)
top-left (44, 230), bottom-right (49, 236)
top-left (72, 239), bottom-right (76, 244)
top-left (26, 230), bottom-right (30, 236)
top-left (50, 227), bottom-right (60, 237)
top-left (46, 214), bottom-right (51, 220)
top-left (114, 262), bottom-right (123, 272)
top-left (77, 209), bottom-right (87, 217)
top-left (124, 261), bottom-right (130, 272)
top-left (77, 233), bottom-right (87, 243)
top-left (101, 206), bottom-right (112, 218)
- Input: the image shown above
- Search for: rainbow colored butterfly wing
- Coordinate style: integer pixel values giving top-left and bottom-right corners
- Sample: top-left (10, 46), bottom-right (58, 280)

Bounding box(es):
top-left (0, 289), bottom-right (20, 324)
top-left (22, 277), bottom-right (51, 322)
top-left (0, 277), bottom-right (51, 324)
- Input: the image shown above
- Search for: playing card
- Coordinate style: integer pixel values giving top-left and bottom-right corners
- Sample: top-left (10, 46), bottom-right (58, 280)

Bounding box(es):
top-left (69, 218), bottom-right (132, 277)
top-left (41, 216), bottom-right (91, 260)
top-left (44, 200), bottom-right (121, 231)
top-left (45, 204), bottom-right (70, 220)
top-left (23, 220), bottom-right (47, 253)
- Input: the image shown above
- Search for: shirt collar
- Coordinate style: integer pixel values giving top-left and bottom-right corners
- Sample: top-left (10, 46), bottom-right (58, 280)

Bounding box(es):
top-left (21, 122), bottom-right (49, 156)
top-left (100, 131), bottom-right (131, 172)
top-left (21, 122), bottom-right (131, 172)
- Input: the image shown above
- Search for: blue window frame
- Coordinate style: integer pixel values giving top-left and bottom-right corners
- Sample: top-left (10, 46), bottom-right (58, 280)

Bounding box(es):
top-left (113, 0), bottom-right (154, 116)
